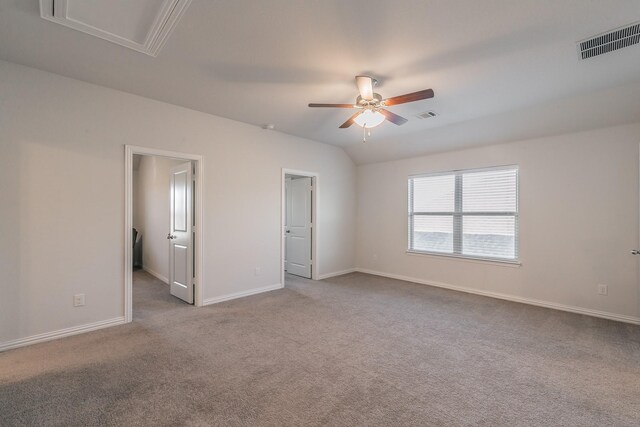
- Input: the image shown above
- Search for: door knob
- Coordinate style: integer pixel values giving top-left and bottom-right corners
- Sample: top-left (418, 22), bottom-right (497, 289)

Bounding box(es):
top-left (632, 249), bottom-right (640, 255)
top-left (286, 230), bottom-right (290, 233)
top-left (167, 233), bottom-right (176, 240)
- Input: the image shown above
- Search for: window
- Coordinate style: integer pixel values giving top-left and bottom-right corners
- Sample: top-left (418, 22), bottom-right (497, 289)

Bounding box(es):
top-left (408, 166), bottom-right (518, 262)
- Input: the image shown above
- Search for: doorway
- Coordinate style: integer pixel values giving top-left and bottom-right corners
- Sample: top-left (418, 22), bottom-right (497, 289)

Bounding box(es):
top-left (125, 146), bottom-right (204, 323)
top-left (281, 169), bottom-right (318, 285)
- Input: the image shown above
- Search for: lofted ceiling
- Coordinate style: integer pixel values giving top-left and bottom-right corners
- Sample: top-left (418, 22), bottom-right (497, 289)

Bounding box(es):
top-left (1, 0), bottom-right (639, 164)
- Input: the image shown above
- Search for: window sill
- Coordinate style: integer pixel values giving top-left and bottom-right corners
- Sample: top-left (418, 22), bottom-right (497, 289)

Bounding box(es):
top-left (405, 250), bottom-right (522, 268)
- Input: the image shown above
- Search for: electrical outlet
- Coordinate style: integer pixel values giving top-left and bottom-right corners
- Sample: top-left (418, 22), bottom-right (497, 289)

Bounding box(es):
top-left (73, 294), bottom-right (85, 307)
top-left (597, 284), bottom-right (608, 296)
top-left (254, 267), bottom-right (261, 276)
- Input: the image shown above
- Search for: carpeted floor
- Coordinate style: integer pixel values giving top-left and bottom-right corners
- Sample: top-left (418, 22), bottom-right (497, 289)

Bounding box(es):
top-left (1, 270), bottom-right (639, 426)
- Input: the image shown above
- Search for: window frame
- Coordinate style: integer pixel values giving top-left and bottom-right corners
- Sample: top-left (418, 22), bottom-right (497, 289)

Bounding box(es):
top-left (407, 165), bottom-right (520, 264)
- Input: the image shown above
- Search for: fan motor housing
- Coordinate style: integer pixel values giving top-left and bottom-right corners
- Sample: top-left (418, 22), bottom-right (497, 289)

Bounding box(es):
top-left (356, 93), bottom-right (382, 107)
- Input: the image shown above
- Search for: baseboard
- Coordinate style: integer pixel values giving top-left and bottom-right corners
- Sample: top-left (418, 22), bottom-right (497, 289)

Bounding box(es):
top-left (0, 316), bottom-right (126, 353)
top-left (202, 283), bottom-right (283, 306)
top-left (356, 268), bottom-right (640, 325)
top-left (142, 266), bottom-right (168, 284)
top-left (317, 268), bottom-right (357, 280)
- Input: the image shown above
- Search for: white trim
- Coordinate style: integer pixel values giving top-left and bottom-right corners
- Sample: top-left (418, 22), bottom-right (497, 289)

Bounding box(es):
top-left (142, 266), bottom-right (168, 284)
top-left (355, 268), bottom-right (640, 325)
top-left (125, 145), bottom-right (205, 324)
top-left (281, 168), bottom-right (319, 285)
top-left (317, 269), bottom-right (357, 280)
top-left (408, 163), bottom-right (519, 180)
top-left (202, 284), bottom-right (283, 306)
top-left (39, 0), bottom-right (192, 57)
top-left (405, 250), bottom-right (522, 267)
top-left (0, 317), bottom-right (125, 353)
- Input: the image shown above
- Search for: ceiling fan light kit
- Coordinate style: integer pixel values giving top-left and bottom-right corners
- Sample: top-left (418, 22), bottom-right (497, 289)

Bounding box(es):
top-left (308, 75), bottom-right (434, 141)
top-left (354, 110), bottom-right (385, 128)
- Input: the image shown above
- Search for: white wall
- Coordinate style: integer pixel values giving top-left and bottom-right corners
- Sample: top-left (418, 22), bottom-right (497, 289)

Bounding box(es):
top-left (133, 155), bottom-right (184, 282)
top-left (0, 60), bottom-right (356, 347)
top-left (357, 123), bottom-right (640, 321)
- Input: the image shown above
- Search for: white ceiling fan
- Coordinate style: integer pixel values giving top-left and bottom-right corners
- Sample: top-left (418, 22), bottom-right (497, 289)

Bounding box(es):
top-left (309, 76), bottom-right (434, 131)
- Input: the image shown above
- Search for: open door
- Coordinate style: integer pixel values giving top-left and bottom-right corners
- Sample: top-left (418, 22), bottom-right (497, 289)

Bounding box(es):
top-left (168, 161), bottom-right (194, 304)
top-left (285, 176), bottom-right (312, 278)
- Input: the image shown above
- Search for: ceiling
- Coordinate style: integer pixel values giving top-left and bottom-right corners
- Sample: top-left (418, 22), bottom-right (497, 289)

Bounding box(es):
top-left (1, 0), bottom-right (640, 164)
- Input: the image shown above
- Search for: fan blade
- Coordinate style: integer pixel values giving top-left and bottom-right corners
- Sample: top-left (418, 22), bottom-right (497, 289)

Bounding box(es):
top-left (355, 76), bottom-right (374, 101)
top-left (384, 89), bottom-right (434, 106)
top-left (379, 109), bottom-right (408, 126)
top-left (339, 112), bottom-right (362, 128)
top-left (308, 103), bottom-right (356, 108)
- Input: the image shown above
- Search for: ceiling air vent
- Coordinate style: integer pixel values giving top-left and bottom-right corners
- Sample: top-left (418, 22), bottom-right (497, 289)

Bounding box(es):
top-left (578, 22), bottom-right (640, 60)
top-left (416, 111), bottom-right (437, 119)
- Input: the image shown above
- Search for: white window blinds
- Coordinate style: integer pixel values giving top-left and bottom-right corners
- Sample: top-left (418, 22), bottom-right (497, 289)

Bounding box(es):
top-left (408, 166), bottom-right (518, 262)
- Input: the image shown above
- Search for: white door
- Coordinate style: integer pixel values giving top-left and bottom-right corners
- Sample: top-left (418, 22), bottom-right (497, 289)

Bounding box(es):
top-left (168, 162), bottom-right (194, 303)
top-left (285, 177), bottom-right (312, 278)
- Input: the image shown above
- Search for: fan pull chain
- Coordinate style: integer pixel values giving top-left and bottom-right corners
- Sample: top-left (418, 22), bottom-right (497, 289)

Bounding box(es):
top-left (362, 124), bottom-right (372, 143)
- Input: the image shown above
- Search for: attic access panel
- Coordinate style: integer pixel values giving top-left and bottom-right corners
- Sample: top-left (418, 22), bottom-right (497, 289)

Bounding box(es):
top-left (40, 0), bottom-right (192, 56)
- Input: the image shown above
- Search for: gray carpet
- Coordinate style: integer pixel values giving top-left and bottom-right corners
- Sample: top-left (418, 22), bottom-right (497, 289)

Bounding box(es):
top-left (1, 270), bottom-right (639, 426)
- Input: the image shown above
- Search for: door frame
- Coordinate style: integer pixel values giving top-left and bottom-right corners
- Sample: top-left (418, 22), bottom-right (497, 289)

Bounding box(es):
top-left (124, 145), bottom-right (204, 322)
top-left (281, 168), bottom-right (318, 284)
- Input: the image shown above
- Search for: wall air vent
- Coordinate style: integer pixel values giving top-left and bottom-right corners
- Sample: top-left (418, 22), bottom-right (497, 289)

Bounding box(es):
top-left (416, 111), bottom-right (437, 119)
top-left (40, 0), bottom-right (192, 57)
top-left (578, 22), bottom-right (640, 60)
